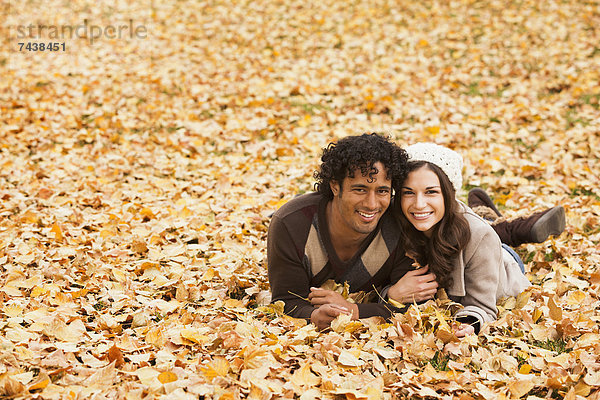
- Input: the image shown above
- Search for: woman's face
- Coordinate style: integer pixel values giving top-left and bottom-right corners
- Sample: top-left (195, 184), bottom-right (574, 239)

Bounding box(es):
top-left (400, 166), bottom-right (445, 237)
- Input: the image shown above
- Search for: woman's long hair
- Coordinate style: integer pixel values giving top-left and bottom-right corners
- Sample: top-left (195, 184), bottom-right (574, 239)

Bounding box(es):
top-left (394, 161), bottom-right (471, 288)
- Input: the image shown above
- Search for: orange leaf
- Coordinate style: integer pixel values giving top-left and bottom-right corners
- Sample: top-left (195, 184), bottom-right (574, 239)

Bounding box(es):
top-left (28, 377), bottom-right (50, 391)
top-left (158, 371), bottom-right (177, 384)
top-left (51, 223), bottom-right (63, 241)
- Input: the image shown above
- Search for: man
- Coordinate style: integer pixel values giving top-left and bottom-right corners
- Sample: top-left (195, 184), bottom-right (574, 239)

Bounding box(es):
top-left (267, 133), bottom-right (417, 329)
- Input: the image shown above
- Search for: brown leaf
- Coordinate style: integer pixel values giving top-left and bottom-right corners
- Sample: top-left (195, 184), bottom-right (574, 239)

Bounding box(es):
top-left (106, 345), bottom-right (125, 368)
top-left (548, 295), bottom-right (563, 321)
top-left (0, 374), bottom-right (25, 396)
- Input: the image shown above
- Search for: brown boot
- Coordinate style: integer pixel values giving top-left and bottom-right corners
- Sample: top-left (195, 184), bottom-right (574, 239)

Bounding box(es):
top-left (492, 206), bottom-right (566, 247)
top-left (468, 188), bottom-right (502, 220)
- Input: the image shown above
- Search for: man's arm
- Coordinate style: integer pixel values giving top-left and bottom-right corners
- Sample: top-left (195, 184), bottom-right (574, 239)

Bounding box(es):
top-left (267, 215), bottom-right (316, 319)
top-left (355, 251), bottom-right (414, 319)
top-left (312, 248), bottom-right (414, 320)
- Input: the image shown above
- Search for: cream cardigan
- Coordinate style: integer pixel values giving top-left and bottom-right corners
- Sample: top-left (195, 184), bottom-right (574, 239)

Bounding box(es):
top-left (448, 202), bottom-right (531, 326)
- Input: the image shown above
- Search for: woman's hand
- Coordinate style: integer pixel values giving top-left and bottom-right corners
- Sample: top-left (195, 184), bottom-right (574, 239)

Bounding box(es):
top-left (387, 265), bottom-right (439, 304)
top-left (308, 288), bottom-right (359, 320)
top-left (452, 322), bottom-right (475, 338)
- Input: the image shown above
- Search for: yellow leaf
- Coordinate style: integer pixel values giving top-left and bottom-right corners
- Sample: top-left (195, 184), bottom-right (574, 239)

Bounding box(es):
top-left (290, 361), bottom-right (320, 387)
top-left (330, 312), bottom-right (352, 333)
top-left (145, 326), bottom-right (166, 347)
top-left (202, 268), bottom-right (216, 281)
top-left (509, 379), bottom-right (535, 398)
top-left (112, 268), bottom-right (128, 283)
top-left (388, 298), bottom-right (405, 308)
top-left (518, 364), bottom-right (532, 374)
top-left (337, 349), bottom-right (363, 367)
top-left (135, 367), bottom-right (160, 387)
top-left (100, 229), bottom-right (115, 239)
top-left (200, 358), bottom-right (229, 381)
top-left (224, 298), bottom-right (244, 309)
top-left (425, 125), bottom-right (440, 135)
top-left (1, 285), bottom-right (23, 297)
top-left (566, 290), bottom-right (586, 305)
top-left (21, 211), bottom-right (40, 224)
top-left (256, 301), bottom-right (285, 316)
top-left (140, 207), bottom-right (155, 219)
top-left (436, 328), bottom-right (458, 344)
top-left (574, 380), bottom-right (591, 396)
top-left (435, 309), bottom-right (452, 332)
top-left (31, 286), bottom-right (49, 298)
top-left (28, 377), bottom-right (50, 391)
top-left (71, 288), bottom-right (89, 299)
top-left (515, 291), bottom-right (530, 310)
top-left (273, 198), bottom-right (288, 210)
top-left (180, 329), bottom-right (209, 345)
top-left (584, 370), bottom-right (600, 386)
top-left (530, 325), bottom-right (551, 341)
top-left (157, 371), bottom-right (177, 384)
top-left (532, 308), bottom-right (543, 323)
top-left (297, 114), bottom-right (311, 127)
top-left (3, 304), bottom-right (23, 317)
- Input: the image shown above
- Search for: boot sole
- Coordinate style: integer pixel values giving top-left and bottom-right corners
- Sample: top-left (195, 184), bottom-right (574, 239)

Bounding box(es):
top-left (531, 206), bottom-right (566, 242)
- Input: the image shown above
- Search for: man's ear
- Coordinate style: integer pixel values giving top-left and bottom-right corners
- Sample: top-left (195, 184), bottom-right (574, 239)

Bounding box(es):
top-left (329, 180), bottom-right (340, 197)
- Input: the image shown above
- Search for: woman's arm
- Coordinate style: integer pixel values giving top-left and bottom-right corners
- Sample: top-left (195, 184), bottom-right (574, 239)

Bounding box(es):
top-left (454, 226), bottom-right (503, 328)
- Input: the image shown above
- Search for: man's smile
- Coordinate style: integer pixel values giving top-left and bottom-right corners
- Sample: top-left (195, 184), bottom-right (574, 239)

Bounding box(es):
top-left (358, 210), bottom-right (378, 221)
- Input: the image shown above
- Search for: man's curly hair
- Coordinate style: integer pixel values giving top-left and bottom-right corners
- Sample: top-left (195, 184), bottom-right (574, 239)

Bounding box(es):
top-left (314, 133), bottom-right (409, 199)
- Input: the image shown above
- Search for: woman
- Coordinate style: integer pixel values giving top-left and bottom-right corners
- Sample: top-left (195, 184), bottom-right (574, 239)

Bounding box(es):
top-left (388, 143), bottom-right (531, 337)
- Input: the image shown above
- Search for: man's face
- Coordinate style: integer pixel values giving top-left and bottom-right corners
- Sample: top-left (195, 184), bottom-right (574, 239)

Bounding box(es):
top-left (329, 162), bottom-right (392, 236)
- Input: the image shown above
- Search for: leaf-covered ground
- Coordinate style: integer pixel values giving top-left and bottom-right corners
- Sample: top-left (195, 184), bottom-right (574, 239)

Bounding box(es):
top-left (1, 0), bottom-right (600, 398)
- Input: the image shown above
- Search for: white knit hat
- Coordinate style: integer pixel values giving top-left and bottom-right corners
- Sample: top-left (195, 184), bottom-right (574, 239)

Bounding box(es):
top-left (405, 143), bottom-right (463, 191)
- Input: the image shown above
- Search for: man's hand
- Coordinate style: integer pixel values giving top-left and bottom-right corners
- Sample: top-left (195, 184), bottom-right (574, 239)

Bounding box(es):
top-left (308, 288), bottom-right (359, 319)
top-left (387, 265), bottom-right (439, 304)
top-left (310, 304), bottom-right (352, 330)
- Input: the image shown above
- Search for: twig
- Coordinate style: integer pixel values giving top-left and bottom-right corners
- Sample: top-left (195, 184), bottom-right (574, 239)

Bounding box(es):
top-left (287, 290), bottom-right (309, 301)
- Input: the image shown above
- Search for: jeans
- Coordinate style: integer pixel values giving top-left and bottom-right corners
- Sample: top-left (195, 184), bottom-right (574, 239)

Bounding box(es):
top-left (502, 244), bottom-right (525, 273)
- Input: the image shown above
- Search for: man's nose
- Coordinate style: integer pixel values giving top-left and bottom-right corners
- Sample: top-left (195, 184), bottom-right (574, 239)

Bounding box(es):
top-left (365, 191), bottom-right (378, 208)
